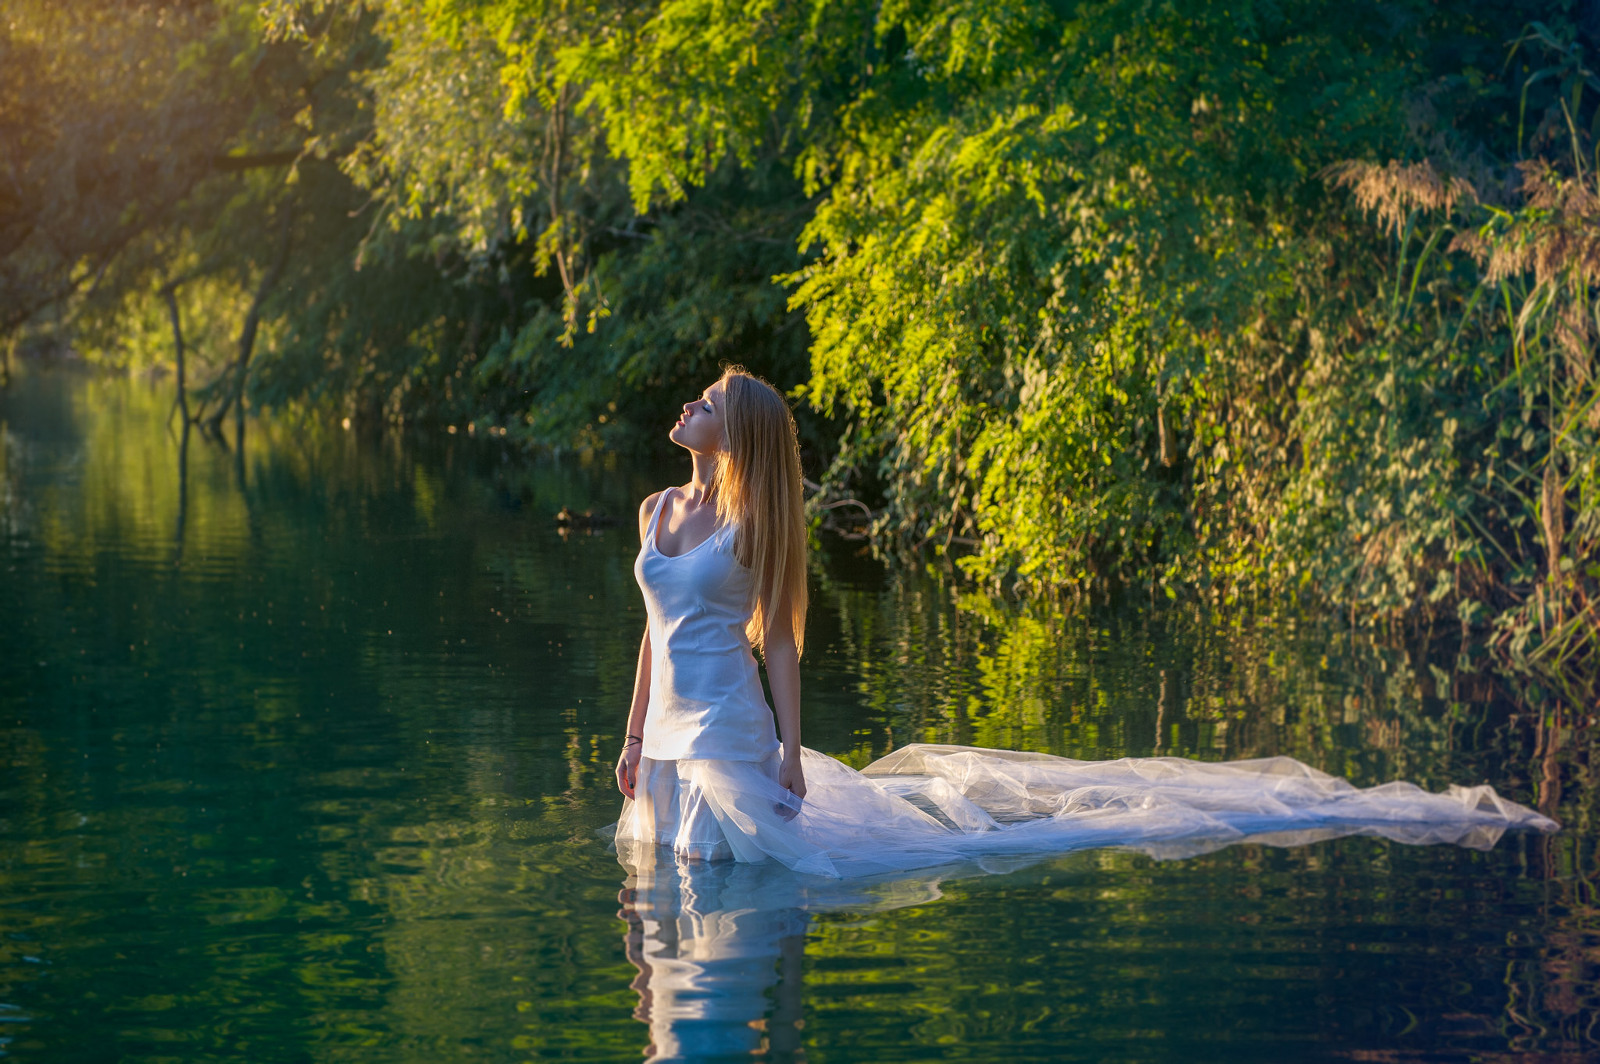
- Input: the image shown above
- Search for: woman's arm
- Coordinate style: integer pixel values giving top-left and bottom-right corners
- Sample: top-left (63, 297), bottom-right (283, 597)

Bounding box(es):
top-left (764, 592), bottom-right (806, 799)
top-left (616, 493), bottom-right (661, 799)
top-left (615, 628), bottom-right (651, 799)
top-left (623, 628), bottom-right (652, 741)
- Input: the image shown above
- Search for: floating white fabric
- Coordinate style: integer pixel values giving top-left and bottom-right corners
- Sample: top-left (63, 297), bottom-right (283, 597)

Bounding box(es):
top-left (610, 744), bottom-right (1559, 879)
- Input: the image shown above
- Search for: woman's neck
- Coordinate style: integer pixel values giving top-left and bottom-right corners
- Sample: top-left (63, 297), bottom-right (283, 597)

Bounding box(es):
top-left (682, 451), bottom-right (720, 507)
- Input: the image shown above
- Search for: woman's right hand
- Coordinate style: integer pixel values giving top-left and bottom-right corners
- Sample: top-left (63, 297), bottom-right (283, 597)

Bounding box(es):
top-left (616, 741), bottom-right (642, 799)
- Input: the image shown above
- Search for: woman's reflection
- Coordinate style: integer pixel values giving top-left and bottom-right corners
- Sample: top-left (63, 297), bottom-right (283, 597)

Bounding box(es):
top-left (614, 850), bottom-right (961, 1062)
top-left (618, 858), bottom-right (809, 1062)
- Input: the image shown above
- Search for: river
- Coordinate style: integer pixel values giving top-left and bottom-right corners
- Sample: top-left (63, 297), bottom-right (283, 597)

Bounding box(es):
top-left (1, 369), bottom-right (1592, 1062)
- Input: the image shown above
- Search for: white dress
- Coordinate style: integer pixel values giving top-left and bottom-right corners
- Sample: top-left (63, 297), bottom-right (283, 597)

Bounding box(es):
top-left (612, 490), bottom-right (1559, 879)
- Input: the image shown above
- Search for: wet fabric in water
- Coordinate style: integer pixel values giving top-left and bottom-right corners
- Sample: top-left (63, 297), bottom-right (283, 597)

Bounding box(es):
top-left (610, 744), bottom-right (1559, 879)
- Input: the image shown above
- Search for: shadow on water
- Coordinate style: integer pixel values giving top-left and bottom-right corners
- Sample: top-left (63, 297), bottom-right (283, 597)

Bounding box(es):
top-left (0, 368), bottom-right (1596, 1063)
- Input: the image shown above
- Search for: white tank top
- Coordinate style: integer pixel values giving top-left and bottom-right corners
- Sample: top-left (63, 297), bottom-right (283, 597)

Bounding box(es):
top-left (633, 487), bottom-right (780, 761)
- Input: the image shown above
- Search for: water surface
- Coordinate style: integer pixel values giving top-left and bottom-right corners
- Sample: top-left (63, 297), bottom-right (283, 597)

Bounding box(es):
top-left (1, 370), bottom-right (1593, 1062)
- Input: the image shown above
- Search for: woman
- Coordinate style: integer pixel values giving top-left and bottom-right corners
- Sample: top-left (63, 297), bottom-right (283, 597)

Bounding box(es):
top-left (614, 366), bottom-right (809, 865)
top-left (611, 368), bottom-right (1556, 880)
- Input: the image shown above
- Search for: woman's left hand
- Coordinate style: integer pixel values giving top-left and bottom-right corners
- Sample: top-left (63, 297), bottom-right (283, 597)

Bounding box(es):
top-left (778, 750), bottom-right (807, 800)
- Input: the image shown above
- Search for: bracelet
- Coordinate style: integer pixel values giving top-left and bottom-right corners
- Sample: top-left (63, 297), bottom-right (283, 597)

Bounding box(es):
top-left (623, 733), bottom-right (643, 747)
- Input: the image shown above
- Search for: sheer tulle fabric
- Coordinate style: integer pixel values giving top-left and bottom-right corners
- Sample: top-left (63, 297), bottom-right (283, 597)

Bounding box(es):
top-left (611, 744), bottom-right (1559, 879)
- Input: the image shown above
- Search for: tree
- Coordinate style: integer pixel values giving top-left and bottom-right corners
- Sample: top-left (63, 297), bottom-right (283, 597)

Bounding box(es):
top-left (0, 1), bottom-right (251, 336)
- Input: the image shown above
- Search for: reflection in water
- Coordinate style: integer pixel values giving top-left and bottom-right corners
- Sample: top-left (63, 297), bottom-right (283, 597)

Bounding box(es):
top-left (618, 855), bottom-right (970, 1063)
top-left (173, 418), bottom-right (190, 563)
top-left (614, 849), bottom-right (1112, 1062)
top-left (620, 861), bottom-right (811, 1062)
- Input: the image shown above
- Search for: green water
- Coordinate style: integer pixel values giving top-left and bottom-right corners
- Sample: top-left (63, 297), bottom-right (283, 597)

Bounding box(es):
top-left (1, 370), bottom-right (1593, 1062)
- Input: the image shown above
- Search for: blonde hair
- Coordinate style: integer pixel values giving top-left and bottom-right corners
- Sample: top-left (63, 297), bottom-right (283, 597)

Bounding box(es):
top-left (711, 366), bottom-right (809, 657)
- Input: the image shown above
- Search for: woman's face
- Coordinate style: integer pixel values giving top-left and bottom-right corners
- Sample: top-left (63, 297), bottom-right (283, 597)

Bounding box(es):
top-left (668, 379), bottom-right (728, 455)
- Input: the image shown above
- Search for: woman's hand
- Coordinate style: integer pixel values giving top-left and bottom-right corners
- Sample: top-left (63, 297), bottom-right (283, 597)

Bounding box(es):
top-left (778, 750), bottom-right (806, 800)
top-left (616, 741), bottom-right (642, 799)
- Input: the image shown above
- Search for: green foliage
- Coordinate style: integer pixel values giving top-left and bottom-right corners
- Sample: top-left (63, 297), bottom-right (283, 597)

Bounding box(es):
top-left (551, 0), bottom-right (1593, 683)
top-left (1272, 21), bottom-right (1600, 688)
top-left (244, 0), bottom-right (812, 441)
top-left (10, 0), bottom-right (1599, 685)
top-left (782, 0), bottom-right (1407, 585)
top-left (472, 161), bottom-right (811, 451)
top-left (0, 1), bottom-right (258, 331)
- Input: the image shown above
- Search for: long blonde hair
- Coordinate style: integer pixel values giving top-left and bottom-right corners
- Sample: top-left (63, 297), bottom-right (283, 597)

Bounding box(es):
top-left (711, 366), bottom-right (808, 657)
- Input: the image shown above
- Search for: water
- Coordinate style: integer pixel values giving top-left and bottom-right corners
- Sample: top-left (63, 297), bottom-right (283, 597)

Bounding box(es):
top-left (1, 370), bottom-right (1593, 1062)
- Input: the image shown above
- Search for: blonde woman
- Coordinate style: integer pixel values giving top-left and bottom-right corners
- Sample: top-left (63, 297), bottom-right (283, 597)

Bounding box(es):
top-left (611, 367), bottom-right (1556, 880)
top-left (614, 366), bottom-right (810, 866)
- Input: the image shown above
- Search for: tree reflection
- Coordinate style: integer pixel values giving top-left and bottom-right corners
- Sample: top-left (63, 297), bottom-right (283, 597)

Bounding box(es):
top-left (172, 416), bottom-right (190, 565)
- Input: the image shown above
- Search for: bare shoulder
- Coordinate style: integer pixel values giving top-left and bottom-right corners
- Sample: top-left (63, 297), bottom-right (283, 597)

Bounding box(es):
top-left (638, 490), bottom-right (665, 543)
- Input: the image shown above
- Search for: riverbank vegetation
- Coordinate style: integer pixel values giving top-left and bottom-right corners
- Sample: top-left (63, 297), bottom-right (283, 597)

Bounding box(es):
top-left (2, 0), bottom-right (1595, 691)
